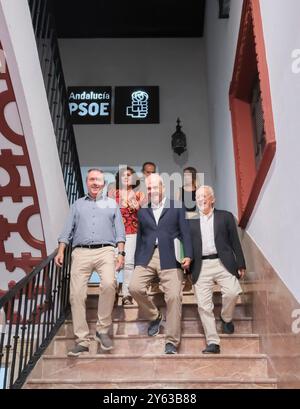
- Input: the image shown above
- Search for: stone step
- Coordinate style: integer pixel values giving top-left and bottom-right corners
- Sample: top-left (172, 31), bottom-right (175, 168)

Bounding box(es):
top-left (49, 333), bottom-right (260, 355)
top-left (87, 283), bottom-right (253, 298)
top-left (86, 292), bottom-right (248, 309)
top-left (30, 354), bottom-right (269, 381)
top-left (25, 377), bottom-right (277, 389)
top-left (84, 303), bottom-right (249, 321)
top-left (58, 317), bottom-right (253, 337)
top-left (87, 280), bottom-right (195, 295)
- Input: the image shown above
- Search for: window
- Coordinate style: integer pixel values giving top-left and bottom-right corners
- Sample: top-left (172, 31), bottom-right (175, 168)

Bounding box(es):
top-left (229, 0), bottom-right (276, 228)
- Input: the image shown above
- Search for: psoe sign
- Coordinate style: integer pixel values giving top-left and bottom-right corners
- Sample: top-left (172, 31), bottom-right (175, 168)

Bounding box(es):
top-left (68, 86), bottom-right (112, 124)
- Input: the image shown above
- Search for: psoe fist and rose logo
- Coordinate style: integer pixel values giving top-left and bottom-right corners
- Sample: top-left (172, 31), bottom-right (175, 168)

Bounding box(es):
top-left (126, 90), bottom-right (149, 119)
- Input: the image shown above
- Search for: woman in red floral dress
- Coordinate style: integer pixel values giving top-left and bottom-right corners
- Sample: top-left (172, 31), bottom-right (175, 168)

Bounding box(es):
top-left (108, 167), bottom-right (145, 304)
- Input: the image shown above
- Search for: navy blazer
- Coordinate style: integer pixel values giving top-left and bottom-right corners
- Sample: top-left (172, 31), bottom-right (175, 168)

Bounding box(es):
top-left (134, 199), bottom-right (193, 270)
top-left (189, 209), bottom-right (246, 284)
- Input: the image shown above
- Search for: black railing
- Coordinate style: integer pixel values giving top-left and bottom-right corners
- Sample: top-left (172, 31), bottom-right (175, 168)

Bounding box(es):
top-left (27, 0), bottom-right (84, 203)
top-left (0, 0), bottom-right (85, 389)
top-left (0, 247), bottom-right (72, 389)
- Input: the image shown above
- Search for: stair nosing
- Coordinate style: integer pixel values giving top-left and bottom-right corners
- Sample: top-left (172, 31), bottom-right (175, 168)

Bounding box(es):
top-left (87, 303), bottom-right (246, 310)
top-left (42, 353), bottom-right (268, 359)
top-left (26, 377), bottom-right (277, 384)
top-left (54, 333), bottom-right (260, 340)
top-left (64, 317), bottom-right (253, 323)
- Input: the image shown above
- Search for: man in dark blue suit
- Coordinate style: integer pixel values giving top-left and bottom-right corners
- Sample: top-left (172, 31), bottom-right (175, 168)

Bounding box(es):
top-left (129, 174), bottom-right (193, 354)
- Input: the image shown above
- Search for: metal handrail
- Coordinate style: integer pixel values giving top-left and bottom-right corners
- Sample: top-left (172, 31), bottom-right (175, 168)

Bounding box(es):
top-left (0, 247), bottom-right (72, 389)
top-left (28, 0), bottom-right (84, 203)
top-left (0, 0), bottom-right (84, 388)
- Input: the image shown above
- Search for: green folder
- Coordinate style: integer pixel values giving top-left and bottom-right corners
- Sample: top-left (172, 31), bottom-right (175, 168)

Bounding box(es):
top-left (174, 238), bottom-right (185, 262)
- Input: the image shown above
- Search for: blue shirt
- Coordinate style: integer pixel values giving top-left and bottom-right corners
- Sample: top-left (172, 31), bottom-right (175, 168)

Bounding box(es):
top-left (58, 193), bottom-right (126, 247)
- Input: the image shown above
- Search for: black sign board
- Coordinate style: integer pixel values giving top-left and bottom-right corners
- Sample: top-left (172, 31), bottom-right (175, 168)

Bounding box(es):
top-left (114, 86), bottom-right (159, 124)
top-left (68, 86), bottom-right (112, 124)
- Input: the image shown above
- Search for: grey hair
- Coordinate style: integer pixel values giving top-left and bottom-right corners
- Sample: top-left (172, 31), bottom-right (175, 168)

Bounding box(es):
top-left (196, 185), bottom-right (215, 199)
top-left (86, 168), bottom-right (104, 181)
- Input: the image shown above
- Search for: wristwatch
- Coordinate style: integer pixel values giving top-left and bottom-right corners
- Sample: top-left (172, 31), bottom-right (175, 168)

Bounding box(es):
top-left (118, 251), bottom-right (126, 256)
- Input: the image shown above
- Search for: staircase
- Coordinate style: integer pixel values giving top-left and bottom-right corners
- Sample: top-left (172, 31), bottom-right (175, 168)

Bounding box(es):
top-left (24, 284), bottom-right (277, 389)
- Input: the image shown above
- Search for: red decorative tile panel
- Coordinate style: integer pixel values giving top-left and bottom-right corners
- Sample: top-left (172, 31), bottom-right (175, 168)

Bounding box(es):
top-left (0, 41), bottom-right (47, 296)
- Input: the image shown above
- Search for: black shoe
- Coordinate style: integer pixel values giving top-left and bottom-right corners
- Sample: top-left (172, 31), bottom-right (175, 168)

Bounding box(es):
top-left (67, 344), bottom-right (89, 357)
top-left (220, 316), bottom-right (235, 334)
top-left (95, 332), bottom-right (114, 351)
top-left (202, 343), bottom-right (220, 354)
top-left (148, 312), bottom-right (163, 337)
top-left (165, 343), bottom-right (177, 354)
top-left (122, 295), bottom-right (133, 305)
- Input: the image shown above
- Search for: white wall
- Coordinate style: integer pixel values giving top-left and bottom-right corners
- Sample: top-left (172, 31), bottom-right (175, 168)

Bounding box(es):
top-left (205, 0), bottom-right (300, 301)
top-left (59, 38), bottom-right (213, 183)
top-left (0, 0), bottom-right (69, 254)
top-left (204, 0), bottom-right (243, 215)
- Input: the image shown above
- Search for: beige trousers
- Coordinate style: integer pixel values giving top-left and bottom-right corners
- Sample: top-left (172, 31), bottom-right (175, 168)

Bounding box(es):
top-left (122, 233), bottom-right (137, 298)
top-left (69, 246), bottom-right (116, 347)
top-left (194, 259), bottom-right (242, 345)
top-left (129, 248), bottom-right (184, 347)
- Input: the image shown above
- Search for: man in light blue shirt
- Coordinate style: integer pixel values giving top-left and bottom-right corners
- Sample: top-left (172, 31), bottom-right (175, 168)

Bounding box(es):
top-left (55, 169), bottom-right (126, 356)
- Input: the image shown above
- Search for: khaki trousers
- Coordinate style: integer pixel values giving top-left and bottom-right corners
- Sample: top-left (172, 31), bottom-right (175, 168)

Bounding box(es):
top-left (122, 234), bottom-right (137, 298)
top-left (129, 248), bottom-right (184, 347)
top-left (70, 246), bottom-right (116, 347)
top-left (194, 259), bottom-right (242, 345)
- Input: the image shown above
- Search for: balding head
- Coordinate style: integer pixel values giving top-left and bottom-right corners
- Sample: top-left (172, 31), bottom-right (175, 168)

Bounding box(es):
top-left (146, 173), bottom-right (165, 206)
